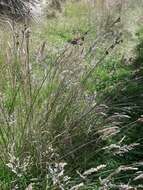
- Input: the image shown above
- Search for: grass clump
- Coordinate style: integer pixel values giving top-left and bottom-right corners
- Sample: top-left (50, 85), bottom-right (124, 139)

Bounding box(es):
top-left (0, 1), bottom-right (143, 189)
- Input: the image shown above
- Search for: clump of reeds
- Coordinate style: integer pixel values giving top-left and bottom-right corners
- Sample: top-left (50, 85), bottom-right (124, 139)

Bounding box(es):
top-left (0, 18), bottom-right (122, 188)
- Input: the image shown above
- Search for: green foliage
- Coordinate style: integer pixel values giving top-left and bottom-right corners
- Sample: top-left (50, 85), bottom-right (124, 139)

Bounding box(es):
top-left (33, 1), bottom-right (92, 45)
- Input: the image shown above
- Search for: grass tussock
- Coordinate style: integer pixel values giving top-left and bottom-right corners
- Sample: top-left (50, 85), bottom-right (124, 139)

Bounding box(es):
top-left (0, 1), bottom-right (143, 190)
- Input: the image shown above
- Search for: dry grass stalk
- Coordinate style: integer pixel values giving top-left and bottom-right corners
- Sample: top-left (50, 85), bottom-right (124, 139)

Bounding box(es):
top-left (83, 165), bottom-right (106, 176)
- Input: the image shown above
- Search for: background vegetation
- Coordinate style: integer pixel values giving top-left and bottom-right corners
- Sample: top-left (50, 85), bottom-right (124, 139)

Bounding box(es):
top-left (0, 0), bottom-right (143, 189)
